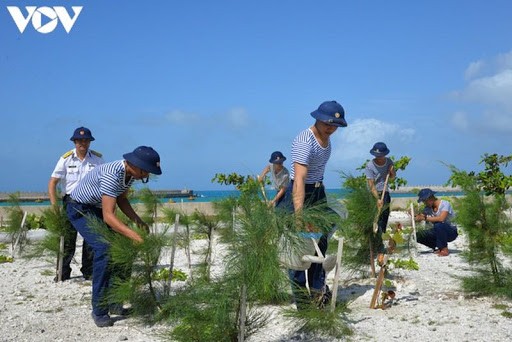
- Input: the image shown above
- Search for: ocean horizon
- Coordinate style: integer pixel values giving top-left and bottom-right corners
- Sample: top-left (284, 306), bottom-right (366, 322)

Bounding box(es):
top-left (0, 188), bottom-right (467, 207)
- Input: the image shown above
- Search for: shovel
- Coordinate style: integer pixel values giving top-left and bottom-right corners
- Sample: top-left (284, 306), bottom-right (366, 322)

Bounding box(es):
top-left (373, 172), bottom-right (390, 234)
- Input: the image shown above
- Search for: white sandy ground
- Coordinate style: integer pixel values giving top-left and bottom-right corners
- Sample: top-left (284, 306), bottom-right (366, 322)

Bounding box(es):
top-left (1, 211), bottom-right (512, 342)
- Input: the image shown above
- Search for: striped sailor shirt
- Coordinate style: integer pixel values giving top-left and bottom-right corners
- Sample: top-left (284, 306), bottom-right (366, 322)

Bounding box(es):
top-left (290, 128), bottom-right (331, 183)
top-left (70, 160), bottom-right (134, 206)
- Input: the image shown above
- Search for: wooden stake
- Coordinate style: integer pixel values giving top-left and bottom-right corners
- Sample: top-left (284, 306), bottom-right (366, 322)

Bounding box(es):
top-left (57, 235), bottom-right (64, 282)
top-left (410, 203), bottom-right (418, 256)
top-left (11, 211), bottom-right (28, 258)
top-left (369, 239), bottom-right (376, 278)
top-left (168, 214), bottom-right (180, 286)
top-left (185, 223), bottom-right (193, 280)
top-left (370, 255), bottom-right (388, 309)
top-left (238, 284), bottom-right (247, 342)
top-left (330, 237), bottom-right (344, 312)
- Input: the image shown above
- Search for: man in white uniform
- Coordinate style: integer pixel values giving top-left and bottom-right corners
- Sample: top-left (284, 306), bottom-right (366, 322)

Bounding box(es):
top-left (48, 126), bottom-right (104, 281)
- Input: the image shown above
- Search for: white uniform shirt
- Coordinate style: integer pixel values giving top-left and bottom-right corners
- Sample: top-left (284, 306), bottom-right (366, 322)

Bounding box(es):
top-left (50, 148), bottom-right (105, 195)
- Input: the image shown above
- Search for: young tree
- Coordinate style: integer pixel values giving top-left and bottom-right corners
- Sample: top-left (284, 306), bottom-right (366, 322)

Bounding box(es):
top-left (340, 156), bottom-right (411, 274)
top-left (447, 153), bottom-right (512, 296)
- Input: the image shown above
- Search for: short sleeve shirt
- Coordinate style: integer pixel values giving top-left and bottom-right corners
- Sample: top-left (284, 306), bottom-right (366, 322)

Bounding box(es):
top-left (50, 149), bottom-right (104, 195)
top-left (364, 158), bottom-right (394, 192)
top-left (290, 128), bottom-right (331, 183)
top-left (70, 160), bottom-right (134, 206)
top-left (270, 164), bottom-right (290, 190)
top-left (425, 200), bottom-right (454, 224)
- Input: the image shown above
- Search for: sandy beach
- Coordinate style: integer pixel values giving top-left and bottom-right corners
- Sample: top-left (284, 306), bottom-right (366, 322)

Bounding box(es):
top-left (1, 209), bottom-right (512, 341)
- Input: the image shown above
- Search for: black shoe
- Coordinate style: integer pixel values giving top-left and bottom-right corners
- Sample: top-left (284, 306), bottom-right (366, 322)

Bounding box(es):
top-left (313, 285), bottom-right (332, 309)
top-left (54, 273), bottom-right (71, 282)
top-left (109, 304), bottom-right (133, 316)
top-left (91, 313), bottom-right (113, 327)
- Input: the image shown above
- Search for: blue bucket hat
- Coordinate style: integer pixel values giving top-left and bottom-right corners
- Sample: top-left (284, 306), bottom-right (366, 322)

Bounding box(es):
top-left (70, 127), bottom-right (95, 141)
top-left (269, 151), bottom-right (286, 164)
top-left (417, 188), bottom-right (436, 203)
top-left (370, 142), bottom-right (390, 157)
top-left (123, 146), bottom-right (162, 175)
top-left (310, 100), bottom-right (348, 127)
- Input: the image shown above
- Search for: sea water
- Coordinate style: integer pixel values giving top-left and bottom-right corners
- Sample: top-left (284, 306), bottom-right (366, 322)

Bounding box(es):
top-left (0, 188), bottom-right (465, 207)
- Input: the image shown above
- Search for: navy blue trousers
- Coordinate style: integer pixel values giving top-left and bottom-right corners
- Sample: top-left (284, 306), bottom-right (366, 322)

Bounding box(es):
top-left (277, 181), bottom-right (336, 306)
top-left (66, 202), bottom-right (112, 316)
top-left (61, 196), bottom-right (93, 278)
top-left (417, 222), bottom-right (458, 250)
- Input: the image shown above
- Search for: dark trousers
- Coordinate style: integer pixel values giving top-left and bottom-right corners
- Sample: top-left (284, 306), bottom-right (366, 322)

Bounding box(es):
top-left (376, 191), bottom-right (391, 253)
top-left (417, 222), bottom-right (458, 250)
top-left (61, 196), bottom-right (93, 278)
top-left (377, 191), bottom-right (391, 234)
top-left (66, 202), bottom-right (127, 316)
top-left (278, 181), bottom-right (335, 307)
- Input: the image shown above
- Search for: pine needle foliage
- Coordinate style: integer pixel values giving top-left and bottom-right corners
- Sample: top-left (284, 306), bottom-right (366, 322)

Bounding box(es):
top-left (339, 155), bottom-right (411, 275)
top-left (85, 214), bottom-right (174, 317)
top-left (160, 279), bottom-right (269, 342)
top-left (447, 153), bottom-right (512, 296)
top-left (212, 196), bottom-right (238, 242)
top-left (223, 200), bottom-right (290, 304)
top-left (208, 172), bottom-right (351, 340)
top-left (4, 192), bottom-right (27, 253)
top-left (339, 175), bottom-right (380, 274)
top-left (191, 210), bottom-right (220, 281)
top-left (283, 303), bottom-right (353, 339)
top-left (212, 173), bottom-right (292, 304)
top-left (134, 187), bottom-right (160, 226)
top-left (161, 206), bottom-right (194, 248)
top-left (29, 205), bottom-right (71, 258)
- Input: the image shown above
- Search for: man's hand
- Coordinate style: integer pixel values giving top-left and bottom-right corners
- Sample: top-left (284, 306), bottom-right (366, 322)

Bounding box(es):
top-left (131, 232), bottom-right (144, 244)
top-left (414, 213), bottom-right (426, 222)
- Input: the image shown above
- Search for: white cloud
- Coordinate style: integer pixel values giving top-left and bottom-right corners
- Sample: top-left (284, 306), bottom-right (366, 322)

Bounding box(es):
top-left (464, 60), bottom-right (485, 81)
top-left (165, 110), bottom-right (201, 124)
top-left (452, 50), bottom-right (512, 133)
top-left (164, 107), bottom-right (251, 130)
top-left (451, 111), bottom-right (469, 131)
top-left (223, 107), bottom-right (250, 129)
top-left (463, 69), bottom-right (512, 108)
top-left (482, 109), bottom-right (512, 133)
top-left (330, 118), bottom-right (415, 164)
top-left (496, 50), bottom-right (512, 70)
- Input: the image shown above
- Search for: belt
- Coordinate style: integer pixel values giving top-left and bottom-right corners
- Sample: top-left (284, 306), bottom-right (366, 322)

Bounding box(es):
top-left (309, 181), bottom-right (323, 188)
top-left (305, 182), bottom-right (324, 189)
top-left (290, 179), bottom-right (324, 189)
top-left (291, 180), bottom-right (323, 189)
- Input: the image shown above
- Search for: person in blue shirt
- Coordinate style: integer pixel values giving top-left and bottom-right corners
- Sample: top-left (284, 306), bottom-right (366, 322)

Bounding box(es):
top-left (66, 146), bottom-right (162, 327)
top-left (414, 188), bottom-right (458, 256)
top-left (258, 151), bottom-right (290, 207)
top-left (365, 142), bottom-right (395, 252)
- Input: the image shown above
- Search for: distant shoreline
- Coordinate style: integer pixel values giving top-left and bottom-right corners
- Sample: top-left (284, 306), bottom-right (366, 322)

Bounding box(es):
top-left (0, 186), bottom-right (463, 202)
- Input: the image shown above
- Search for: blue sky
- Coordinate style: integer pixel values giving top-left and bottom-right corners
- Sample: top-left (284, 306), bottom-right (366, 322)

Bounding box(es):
top-left (1, 0), bottom-right (512, 192)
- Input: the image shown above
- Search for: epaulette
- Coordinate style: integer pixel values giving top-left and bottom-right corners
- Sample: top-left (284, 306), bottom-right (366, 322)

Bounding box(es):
top-left (61, 150), bottom-right (74, 159)
top-left (90, 150), bottom-right (102, 158)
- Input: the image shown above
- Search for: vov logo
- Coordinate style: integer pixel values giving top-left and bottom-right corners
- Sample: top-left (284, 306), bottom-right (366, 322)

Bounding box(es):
top-left (7, 6), bottom-right (83, 34)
